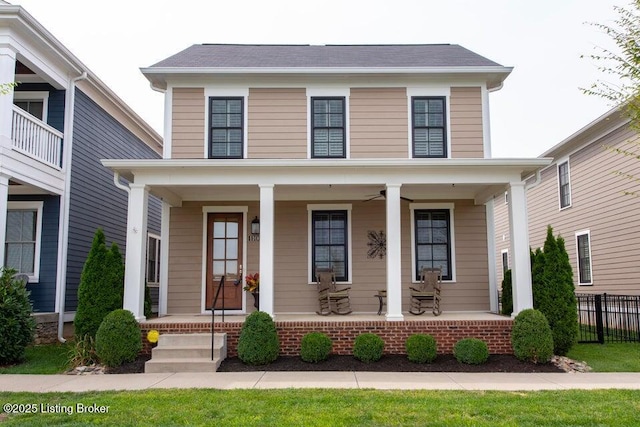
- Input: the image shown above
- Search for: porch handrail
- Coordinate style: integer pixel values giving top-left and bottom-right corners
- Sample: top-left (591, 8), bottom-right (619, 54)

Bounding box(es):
top-left (211, 275), bottom-right (225, 360)
top-left (11, 105), bottom-right (63, 169)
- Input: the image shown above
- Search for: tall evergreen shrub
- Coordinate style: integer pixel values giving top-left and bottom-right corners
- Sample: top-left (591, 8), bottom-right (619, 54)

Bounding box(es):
top-left (532, 226), bottom-right (578, 356)
top-left (74, 229), bottom-right (125, 339)
top-left (500, 269), bottom-right (513, 316)
top-left (0, 268), bottom-right (35, 364)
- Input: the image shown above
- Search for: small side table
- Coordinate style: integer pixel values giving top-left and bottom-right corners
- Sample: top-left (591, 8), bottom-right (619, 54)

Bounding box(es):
top-left (374, 290), bottom-right (387, 315)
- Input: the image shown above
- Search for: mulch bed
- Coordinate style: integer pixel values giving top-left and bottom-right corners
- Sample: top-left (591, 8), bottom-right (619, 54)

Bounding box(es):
top-left (105, 354), bottom-right (564, 374)
top-left (218, 354), bottom-right (563, 373)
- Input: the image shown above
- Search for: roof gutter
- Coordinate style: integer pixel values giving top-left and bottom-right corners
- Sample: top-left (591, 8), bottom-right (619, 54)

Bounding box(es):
top-left (56, 71), bottom-right (88, 343)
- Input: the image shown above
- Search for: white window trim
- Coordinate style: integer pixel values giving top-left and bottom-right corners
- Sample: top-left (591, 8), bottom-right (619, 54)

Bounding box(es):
top-left (6, 201), bottom-right (43, 283)
top-left (203, 87), bottom-right (249, 160)
top-left (306, 87), bottom-right (351, 159)
top-left (406, 87), bottom-right (451, 159)
top-left (504, 191), bottom-right (509, 205)
top-left (501, 249), bottom-right (509, 272)
top-left (146, 232), bottom-right (161, 287)
top-left (409, 202), bottom-right (456, 283)
top-left (557, 158), bottom-right (572, 210)
top-left (200, 205), bottom-right (249, 314)
top-left (307, 203), bottom-right (353, 284)
top-left (575, 229), bottom-right (593, 286)
top-left (13, 91), bottom-right (49, 122)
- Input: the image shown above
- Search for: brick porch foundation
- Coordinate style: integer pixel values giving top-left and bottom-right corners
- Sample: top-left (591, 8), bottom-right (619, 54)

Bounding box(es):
top-left (140, 319), bottom-right (514, 357)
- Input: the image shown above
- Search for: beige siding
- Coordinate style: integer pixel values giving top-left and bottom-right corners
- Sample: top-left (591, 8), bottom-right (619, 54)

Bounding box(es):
top-left (450, 87), bottom-right (484, 158)
top-left (497, 124), bottom-right (640, 294)
top-left (248, 88), bottom-right (307, 159)
top-left (167, 199), bottom-right (491, 314)
top-left (171, 88), bottom-right (205, 159)
top-left (350, 88), bottom-right (408, 158)
top-left (493, 195), bottom-right (511, 286)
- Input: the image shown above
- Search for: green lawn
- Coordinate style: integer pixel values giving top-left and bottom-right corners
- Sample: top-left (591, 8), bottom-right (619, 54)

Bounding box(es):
top-left (567, 342), bottom-right (640, 372)
top-left (0, 389), bottom-right (639, 426)
top-left (0, 343), bottom-right (71, 375)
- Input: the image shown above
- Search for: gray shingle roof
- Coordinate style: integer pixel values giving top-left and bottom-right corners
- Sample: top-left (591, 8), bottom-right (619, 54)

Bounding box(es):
top-left (150, 44), bottom-right (503, 69)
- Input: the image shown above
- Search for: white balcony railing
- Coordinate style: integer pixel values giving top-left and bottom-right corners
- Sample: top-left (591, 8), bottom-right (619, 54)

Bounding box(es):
top-left (11, 106), bottom-right (63, 169)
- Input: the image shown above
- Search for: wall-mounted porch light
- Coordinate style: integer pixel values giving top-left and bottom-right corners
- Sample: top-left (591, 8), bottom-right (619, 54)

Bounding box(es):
top-left (251, 216), bottom-right (260, 235)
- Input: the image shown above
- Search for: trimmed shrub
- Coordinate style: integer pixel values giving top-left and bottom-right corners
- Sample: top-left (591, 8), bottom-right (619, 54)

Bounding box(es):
top-left (532, 226), bottom-right (578, 356)
top-left (75, 229), bottom-right (125, 340)
top-left (300, 332), bottom-right (332, 363)
top-left (0, 268), bottom-right (35, 364)
top-left (237, 311), bottom-right (280, 365)
top-left (511, 309), bottom-right (554, 363)
top-left (95, 309), bottom-right (142, 368)
top-left (406, 334), bottom-right (437, 364)
top-left (500, 269), bottom-right (513, 316)
top-left (353, 333), bottom-right (384, 363)
top-left (453, 338), bottom-right (489, 365)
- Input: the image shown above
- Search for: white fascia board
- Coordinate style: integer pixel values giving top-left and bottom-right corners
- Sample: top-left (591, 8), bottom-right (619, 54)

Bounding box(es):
top-left (101, 158), bottom-right (550, 187)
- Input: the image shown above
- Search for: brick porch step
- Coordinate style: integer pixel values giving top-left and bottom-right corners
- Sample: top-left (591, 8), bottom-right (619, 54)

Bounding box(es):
top-left (145, 333), bottom-right (227, 373)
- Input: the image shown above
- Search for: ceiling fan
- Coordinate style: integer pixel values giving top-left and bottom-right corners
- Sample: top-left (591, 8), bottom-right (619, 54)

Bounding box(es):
top-left (363, 190), bottom-right (414, 203)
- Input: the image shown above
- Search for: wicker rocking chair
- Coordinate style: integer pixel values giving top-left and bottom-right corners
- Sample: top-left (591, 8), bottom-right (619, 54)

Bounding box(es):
top-left (409, 267), bottom-right (442, 316)
top-left (315, 267), bottom-right (352, 315)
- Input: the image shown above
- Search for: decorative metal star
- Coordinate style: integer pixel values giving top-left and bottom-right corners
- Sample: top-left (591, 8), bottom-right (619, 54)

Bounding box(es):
top-left (367, 230), bottom-right (386, 259)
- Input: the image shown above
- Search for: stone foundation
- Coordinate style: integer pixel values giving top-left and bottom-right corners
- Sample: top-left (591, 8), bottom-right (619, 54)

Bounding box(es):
top-left (32, 312), bottom-right (59, 344)
top-left (140, 318), bottom-right (513, 357)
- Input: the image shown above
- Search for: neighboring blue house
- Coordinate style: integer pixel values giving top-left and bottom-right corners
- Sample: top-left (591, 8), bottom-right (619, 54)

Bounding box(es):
top-left (0, 2), bottom-right (162, 342)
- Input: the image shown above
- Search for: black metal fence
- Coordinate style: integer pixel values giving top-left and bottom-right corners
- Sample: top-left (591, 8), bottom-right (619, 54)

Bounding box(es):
top-left (576, 293), bottom-right (640, 344)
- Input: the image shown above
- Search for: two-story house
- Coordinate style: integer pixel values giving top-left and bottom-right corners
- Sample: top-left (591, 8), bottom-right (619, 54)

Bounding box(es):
top-left (103, 44), bottom-right (550, 356)
top-left (495, 106), bottom-right (640, 297)
top-left (0, 2), bottom-right (162, 342)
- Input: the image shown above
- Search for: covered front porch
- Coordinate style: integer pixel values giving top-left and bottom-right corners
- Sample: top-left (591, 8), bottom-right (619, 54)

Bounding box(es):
top-left (103, 158), bottom-right (549, 323)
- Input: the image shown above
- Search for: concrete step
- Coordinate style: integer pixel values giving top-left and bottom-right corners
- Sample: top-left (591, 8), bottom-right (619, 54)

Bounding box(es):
top-left (145, 357), bottom-right (222, 373)
top-left (145, 333), bottom-right (227, 373)
top-left (151, 345), bottom-right (223, 360)
top-left (157, 333), bottom-right (224, 347)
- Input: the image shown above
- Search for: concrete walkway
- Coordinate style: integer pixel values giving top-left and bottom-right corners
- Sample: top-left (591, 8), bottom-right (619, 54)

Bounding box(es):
top-left (1, 372), bottom-right (639, 392)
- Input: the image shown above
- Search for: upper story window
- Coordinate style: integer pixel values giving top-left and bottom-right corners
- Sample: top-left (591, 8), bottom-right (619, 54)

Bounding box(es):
top-left (209, 97), bottom-right (243, 158)
top-left (13, 91), bottom-right (49, 122)
top-left (311, 97), bottom-right (345, 158)
top-left (412, 97), bottom-right (447, 158)
top-left (558, 160), bottom-right (571, 209)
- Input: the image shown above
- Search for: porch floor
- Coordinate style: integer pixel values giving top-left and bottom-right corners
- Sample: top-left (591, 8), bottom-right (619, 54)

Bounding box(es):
top-left (142, 311), bottom-right (506, 324)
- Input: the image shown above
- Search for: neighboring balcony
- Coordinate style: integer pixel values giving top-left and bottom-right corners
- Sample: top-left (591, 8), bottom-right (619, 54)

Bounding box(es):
top-left (11, 105), bottom-right (63, 169)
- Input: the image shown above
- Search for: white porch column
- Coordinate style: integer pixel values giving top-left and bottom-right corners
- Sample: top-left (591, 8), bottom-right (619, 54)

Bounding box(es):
top-left (385, 184), bottom-right (404, 321)
top-left (0, 47), bottom-right (17, 142)
top-left (259, 184), bottom-right (275, 317)
top-left (123, 183), bottom-right (149, 321)
top-left (0, 174), bottom-right (9, 268)
top-left (159, 201), bottom-right (170, 316)
top-left (508, 182), bottom-right (533, 315)
top-left (486, 202), bottom-right (499, 313)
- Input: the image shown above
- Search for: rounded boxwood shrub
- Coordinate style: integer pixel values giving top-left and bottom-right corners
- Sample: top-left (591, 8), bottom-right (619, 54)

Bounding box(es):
top-left (300, 332), bottom-right (332, 363)
top-left (353, 333), bottom-right (384, 363)
top-left (95, 309), bottom-right (142, 368)
top-left (0, 268), bottom-right (35, 365)
top-left (511, 308), bottom-right (554, 363)
top-left (237, 311), bottom-right (280, 365)
top-left (453, 338), bottom-right (489, 365)
top-left (405, 334), bottom-right (437, 364)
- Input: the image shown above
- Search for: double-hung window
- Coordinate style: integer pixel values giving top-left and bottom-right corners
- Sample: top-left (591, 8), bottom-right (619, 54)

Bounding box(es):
top-left (311, 210), bottom-right (348, 281)
top-left (412, 97), bottom-right (446, 158)
top-left (209, 97), bottom-right (243, 158)
top-left (576, 231), bottom-right (592, 285)
top-left (558, 161), bottom-right (571, 209)
top-left (414, 209), bottom-right (452, 280)
top-left (5, 201), bottom-right (43, 281)
top-left (311, 97), bottom-right (345, 158)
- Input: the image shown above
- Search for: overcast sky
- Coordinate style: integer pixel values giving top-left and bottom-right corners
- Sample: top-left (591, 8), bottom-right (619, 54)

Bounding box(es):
top-left (13, 0), bottom-right (624, 158)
